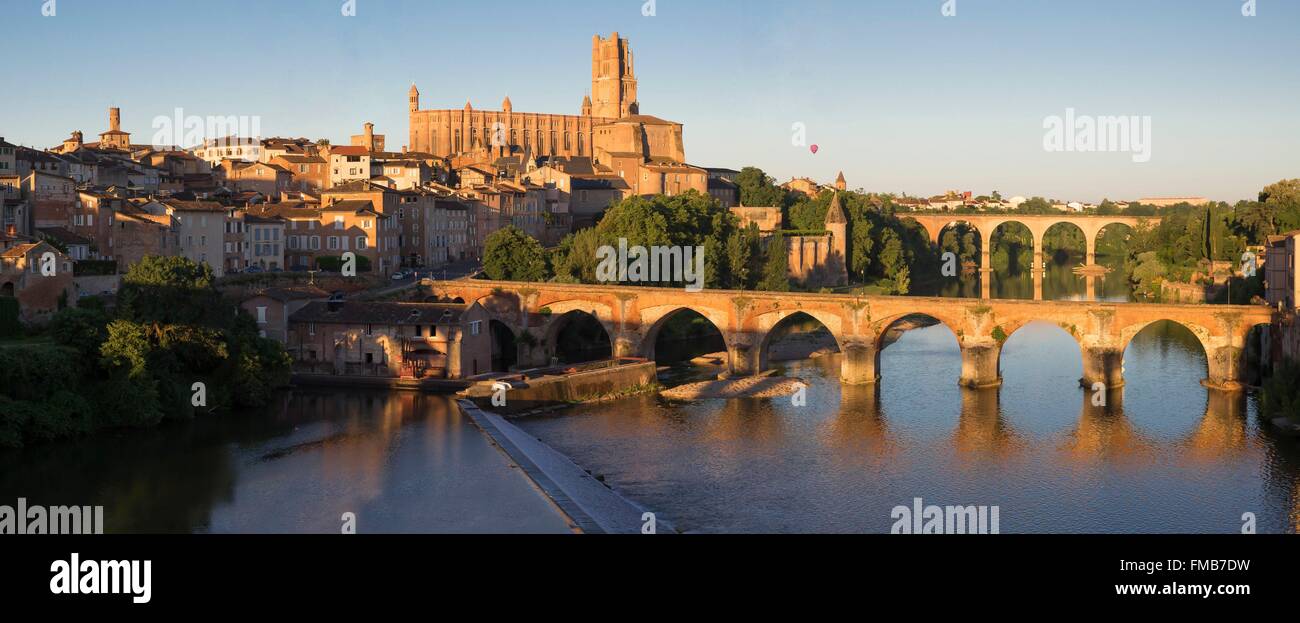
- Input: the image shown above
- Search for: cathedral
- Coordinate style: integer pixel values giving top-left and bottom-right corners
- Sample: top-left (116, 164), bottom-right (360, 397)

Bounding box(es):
top-left (407, 33), bottom-right (689, 172)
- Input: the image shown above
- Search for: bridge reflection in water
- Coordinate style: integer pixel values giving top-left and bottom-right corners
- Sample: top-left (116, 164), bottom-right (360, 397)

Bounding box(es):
top-left (516, 321), bottom-right (1300, 533)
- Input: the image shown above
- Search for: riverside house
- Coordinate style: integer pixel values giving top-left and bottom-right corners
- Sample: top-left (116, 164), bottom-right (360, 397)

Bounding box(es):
top-left (286, 301), bottom-right (491, 379)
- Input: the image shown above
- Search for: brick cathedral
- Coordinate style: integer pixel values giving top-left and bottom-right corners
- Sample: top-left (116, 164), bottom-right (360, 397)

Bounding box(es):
top-left (407, 33), bottom-right (686, 168)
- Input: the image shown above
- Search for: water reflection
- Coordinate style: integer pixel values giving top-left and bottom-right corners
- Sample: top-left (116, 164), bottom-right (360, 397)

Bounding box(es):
top-left (0, 391), bottom-right (571, 534)
top-left (920, 254), bottom-right (1132, 302)
top-left (953, 388), bottom-right (1024, 459)
top-left (1062, 390), bottom-right (1155, 464)
top-left (519, 323), bottom-right (1300, 533)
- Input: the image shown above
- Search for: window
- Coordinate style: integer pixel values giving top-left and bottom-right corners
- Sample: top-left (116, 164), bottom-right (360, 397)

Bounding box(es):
top-left (469, 320), bottom-right (482, 336)
top-left (308, 322), bottom-right (316, 336)
top-left (334, 216), bottom-right (344, 230)
top-left (256, 306), bottom-right (268, 324)
top-left (356, 236), bottom-right (367, 250)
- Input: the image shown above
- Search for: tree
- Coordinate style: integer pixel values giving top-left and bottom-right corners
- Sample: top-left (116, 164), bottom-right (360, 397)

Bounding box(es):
top-left (725, 229), bottom-right (752, 290)
top-left (483, 226), bottom-right (548, 282)
top-left (735, 167), bottom-right (790, 207)
top-left (116, 255), bottom-right (220, 326)
top-left (759, 232), bottom-right (790, 292)
top-left (850, 216), bottom-right (876, 281)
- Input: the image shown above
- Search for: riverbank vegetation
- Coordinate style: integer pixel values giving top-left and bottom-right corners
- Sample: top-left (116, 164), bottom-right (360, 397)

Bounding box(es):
top-left (0, 257), bottom-right (291, 449)
top-left (1261, 362), bottom-right (1300, 425)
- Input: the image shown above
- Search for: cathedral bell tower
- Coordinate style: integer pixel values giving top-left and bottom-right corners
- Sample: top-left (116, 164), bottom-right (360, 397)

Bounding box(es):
top-left (591, 33), bottom-right (638, 119)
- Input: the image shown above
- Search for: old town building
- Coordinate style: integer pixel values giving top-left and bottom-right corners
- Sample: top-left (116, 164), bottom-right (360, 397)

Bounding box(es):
top-left (0, 240), bottom-right (77, 323)
top-left (287, 301), bottom-right (492, 379)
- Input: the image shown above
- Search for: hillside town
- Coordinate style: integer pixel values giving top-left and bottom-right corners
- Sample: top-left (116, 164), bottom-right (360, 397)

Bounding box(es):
top-left (2, 32), bottom-right (1220, 329)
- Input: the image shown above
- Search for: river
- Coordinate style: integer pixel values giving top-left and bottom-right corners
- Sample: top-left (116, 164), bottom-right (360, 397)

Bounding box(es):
top-left (2, 256), bottom-right (1296, 533)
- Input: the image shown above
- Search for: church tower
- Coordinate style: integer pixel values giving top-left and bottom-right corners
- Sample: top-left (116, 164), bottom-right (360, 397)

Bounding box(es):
top-left (826, 193), bottom-right (849, 285)
top-left (409, 83), bottom-right (420, 113)
top-left (835, 171), bottom-right (847, 191)
top-left (591, 33), bottom-right (638, 119)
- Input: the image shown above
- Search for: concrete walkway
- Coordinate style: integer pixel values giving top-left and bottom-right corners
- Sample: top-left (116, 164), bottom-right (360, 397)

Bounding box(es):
top-left (460, 400), bottom-right (673, 535)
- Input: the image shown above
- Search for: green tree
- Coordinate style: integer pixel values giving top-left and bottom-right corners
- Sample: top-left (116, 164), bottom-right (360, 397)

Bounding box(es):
top-left (483, 226), bottom-right (548, 282)
top-left (735, 167), bottom-right (790, 207)
top-left (759, 232), bottom-right (790, 292)
top-left (725, 228), bottom-right (753, 289)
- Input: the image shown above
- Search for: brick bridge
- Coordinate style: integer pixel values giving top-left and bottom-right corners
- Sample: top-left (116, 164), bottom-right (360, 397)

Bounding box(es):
top-left (903, 214), bottom-right (1161, 299)
top-left (426, 279), bottom-right (1273, 392)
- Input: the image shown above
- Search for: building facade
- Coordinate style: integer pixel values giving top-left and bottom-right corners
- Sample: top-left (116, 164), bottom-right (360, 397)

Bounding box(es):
top-left (287, 301), bottom-right (492, 379)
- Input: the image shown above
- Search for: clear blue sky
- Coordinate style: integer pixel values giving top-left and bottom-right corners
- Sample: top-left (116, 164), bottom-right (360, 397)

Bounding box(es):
top-left (2, 0), bottom-right (1296, 203)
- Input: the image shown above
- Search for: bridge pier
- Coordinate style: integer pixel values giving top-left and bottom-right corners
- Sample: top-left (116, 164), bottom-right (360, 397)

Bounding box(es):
top-left (1080, 346), bottom-right (1125, 390)
top-left (613, 331), bottom-right (642, 359)
top-left (980, 238), bottom-right (993, 300)
top-left (517, 335), bottom-right (551, 369)
top-left (728, 334), bottom-right (762, 377)
top-left (1204, 346), bottom-right (1246, 392)
top-left (1086, 236), bottom-right (1097, 266)
top-left (840, 341), bottom-right (881, 385)
top-left (1033, 245), bottom-right (1045, 301)
top-left (959, 342), bottom-right (1002, 389)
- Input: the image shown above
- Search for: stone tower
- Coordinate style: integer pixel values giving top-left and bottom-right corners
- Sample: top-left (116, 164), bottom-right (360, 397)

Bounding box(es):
top-left (826, 192), bottom-right (849, 285)
top-left (409, 83), bottom-right (420, 113)
top-left (591, 33), bottom-right (638, 119)
top-left (109, 107), bottom-right (121, 132)
top-left (835, 171), bottom-right (847, 191)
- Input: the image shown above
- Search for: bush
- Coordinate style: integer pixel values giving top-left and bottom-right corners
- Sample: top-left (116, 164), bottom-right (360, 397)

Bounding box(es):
top-left (73, 260), bottom-right (118, 276)
top-left (0, 396), bottom-right (32, 449)
top-left (24, 391), bottom-right (94, 442)
top-left (0, 346), bottom-right (82, 402)
top-left (0, 297), bottom-right (19, 338)
top-left (1261, 363), bottom-right (1300, 423)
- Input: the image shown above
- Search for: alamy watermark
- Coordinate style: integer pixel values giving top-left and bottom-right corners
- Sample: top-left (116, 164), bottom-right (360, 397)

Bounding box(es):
top-left (152, 108), bottom-right (262, 159)
top-left (596, 238), bottom-right (705, 292)
top-left (1043, 108), bottom-right (1152, 163)
top-left (50, 554), bottom-right (151, 604)
top-left (891, 497), bottom-right (1000, 534)
top-left (1, 498), bottom-right (104, 535)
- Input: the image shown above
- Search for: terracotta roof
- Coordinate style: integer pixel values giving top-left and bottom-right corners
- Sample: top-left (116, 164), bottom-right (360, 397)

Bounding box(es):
top-left (323, 199), bottom-right (377, 213)
top-left (825, 194), bottom-right (847, 225)
top-left (330, 146), bottom-right (369, 157)
top-left (0, 243), bottom-right (41, 258)
top-left (37, 227), bottom-right (92, 246)
top-left (162, 199), bottom-right (226, 212)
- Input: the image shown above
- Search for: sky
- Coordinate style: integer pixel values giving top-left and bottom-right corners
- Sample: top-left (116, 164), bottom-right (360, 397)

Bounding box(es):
top-left (1, 0), bottom-right (1297, 203)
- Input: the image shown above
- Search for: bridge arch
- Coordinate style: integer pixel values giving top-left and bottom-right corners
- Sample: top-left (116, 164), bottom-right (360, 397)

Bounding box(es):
top-left (542, 309), bottom-right (614, 365)
top-left (488, 319), bottom-right (519, 372)
top-left (756, 310), bottom-right (844, 373)
top-left (853, 312), bottom-right (963, 385)
top-left (640, 305), bottom-right (731, 363)
top-left (1042, 221), bottom-right (1088, 262)
top-left (1119, 319), bottom-right (1213, 389)
top-left (1092, 222), bottom-right (1137, 263)
top-left (999, 320), bottom-right (1085, 390)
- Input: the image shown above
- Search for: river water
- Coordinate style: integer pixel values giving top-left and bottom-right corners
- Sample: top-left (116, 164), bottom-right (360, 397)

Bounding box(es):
top-left (3, 256), bottom-right (1296, 533)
